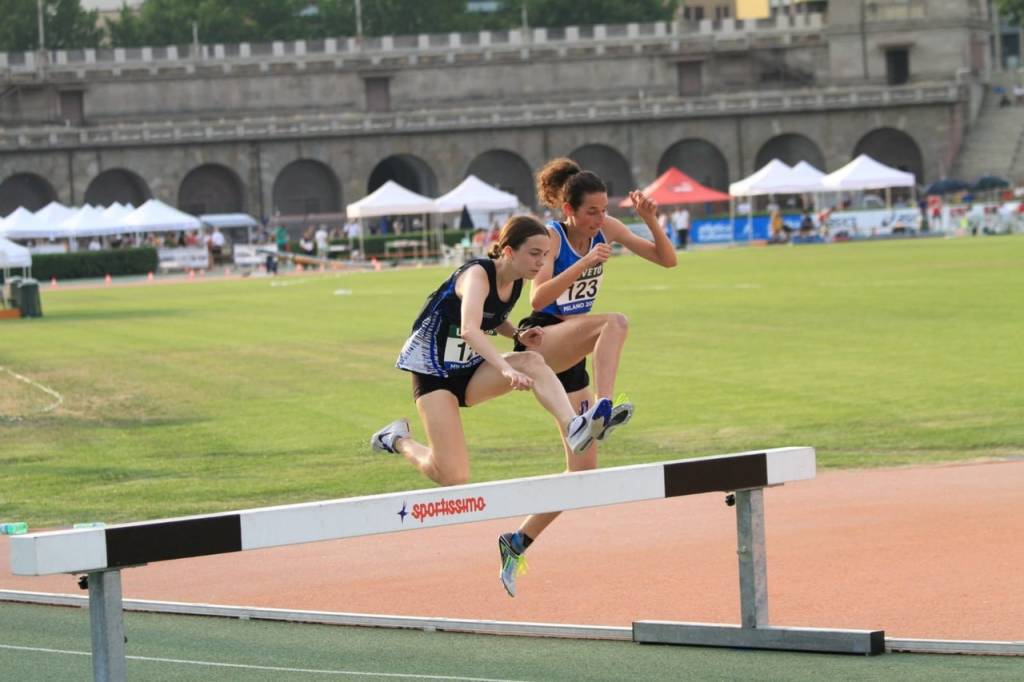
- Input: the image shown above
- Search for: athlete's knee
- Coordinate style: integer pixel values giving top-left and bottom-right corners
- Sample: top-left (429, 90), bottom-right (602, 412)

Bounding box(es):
top-left (510, 350), bottom-right (547, 374)
top-left (600, 313), bottom-right (628, 339)
top-left (436, 467), bottom-right (470, 487)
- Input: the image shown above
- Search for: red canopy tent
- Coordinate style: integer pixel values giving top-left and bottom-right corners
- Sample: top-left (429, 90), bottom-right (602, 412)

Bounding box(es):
top-left (619, 167), bottom-right (730, 207)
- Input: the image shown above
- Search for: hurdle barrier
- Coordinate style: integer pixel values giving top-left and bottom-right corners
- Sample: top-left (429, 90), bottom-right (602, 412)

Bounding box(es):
top-left (9, 446), bottom-right (884, 681)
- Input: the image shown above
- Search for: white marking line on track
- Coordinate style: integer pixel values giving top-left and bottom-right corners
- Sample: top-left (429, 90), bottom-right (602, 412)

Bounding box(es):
top-left (0, 366), bottom-right (64, 416)
top-left (0, 643), bottom-right (534, 681)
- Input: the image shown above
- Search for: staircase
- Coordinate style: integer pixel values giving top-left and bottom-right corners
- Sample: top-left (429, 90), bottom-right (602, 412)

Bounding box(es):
top-left (954, 85), bottom-right (1024, 183)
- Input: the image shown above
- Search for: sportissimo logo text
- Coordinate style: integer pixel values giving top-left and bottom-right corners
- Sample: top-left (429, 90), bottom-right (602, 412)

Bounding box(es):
top-left (410, 496), bottom-right (486, 523)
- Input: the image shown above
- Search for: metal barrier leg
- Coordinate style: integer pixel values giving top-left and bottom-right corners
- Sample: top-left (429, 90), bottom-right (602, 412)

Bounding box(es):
top-left (736, 488), bottom-right (769, 629)
top-left (88, 570), bottom-right (127, 682)
top-left (633, 487), bottom-right (885, 654)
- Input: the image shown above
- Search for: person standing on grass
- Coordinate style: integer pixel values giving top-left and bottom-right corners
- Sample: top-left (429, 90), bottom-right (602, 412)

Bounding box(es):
top-left (496, 157), bottom-right (677, 597)
top-left (370, 215), bottom-right (625, 492)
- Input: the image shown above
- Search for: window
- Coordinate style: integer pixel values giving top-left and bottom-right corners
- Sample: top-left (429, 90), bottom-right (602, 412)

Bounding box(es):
top-left (694, 6), bottom-right (704, 20)
top-left (59, 90), bottom-right (84, 126)
top-left (365, 77), bottom-right (390, 112)
top-left (677, 61), bottom-right (703, 96)
top-left (885, 48), bottom-right (909, 85)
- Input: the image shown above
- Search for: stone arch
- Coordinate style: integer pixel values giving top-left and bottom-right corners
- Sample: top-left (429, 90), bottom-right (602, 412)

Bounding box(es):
top-left (368, 154), bottom-right (438, 196)
top-left (568, 144), bottom-right (634, 198)
top-left (84, 168), bottom-right (151, 207)
top-left (465, 149), bottom-right (533, 208)
top-left (272, 159), bottom-right (340, 215)
top-left (178, 164), bottom-right (245, 215)
top-left (658, 139), bottom-right (729, 191)
top-left (853, 128), bottom-right (924, 182)
top-left (0, 172), bottom-right (56, 216)
top-left (755, 133), bottom-right (826, 171)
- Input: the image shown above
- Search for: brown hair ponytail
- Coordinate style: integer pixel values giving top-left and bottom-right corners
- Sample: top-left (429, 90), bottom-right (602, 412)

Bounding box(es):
top-left (535, 157), bottom-right (607, 214)
top-left (487, 215), bottom-right (549, 259)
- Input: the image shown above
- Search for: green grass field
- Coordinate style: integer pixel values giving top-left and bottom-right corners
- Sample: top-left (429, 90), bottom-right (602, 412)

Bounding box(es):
top-left (1, 236), bottom-right (1022, 526)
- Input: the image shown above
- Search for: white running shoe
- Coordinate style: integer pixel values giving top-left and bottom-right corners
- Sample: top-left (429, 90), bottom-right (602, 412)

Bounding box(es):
top-left (596, 402), bottom-right (634, 442)
top-left (566, 398), bottom-right (612, 454)
top-left (370, 418), bottom-right (410, 454)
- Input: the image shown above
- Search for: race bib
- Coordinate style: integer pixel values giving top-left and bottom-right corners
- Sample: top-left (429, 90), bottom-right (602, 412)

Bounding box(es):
top-left (556, 265), bottom-right (603, 314)
top-left (443, 324), bottom-right (479, 369)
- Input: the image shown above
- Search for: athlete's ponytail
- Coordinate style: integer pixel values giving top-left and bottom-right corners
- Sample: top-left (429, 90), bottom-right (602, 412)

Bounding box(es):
top-left (487, 215), bottom-right (549, 259)
top-left (535, 157), bottom-right (607, 213)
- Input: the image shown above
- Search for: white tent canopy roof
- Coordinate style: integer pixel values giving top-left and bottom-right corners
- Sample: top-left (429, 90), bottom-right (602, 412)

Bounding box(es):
top-left (787, 161), bottom-right (826, 192)
top-left (434, 175), bottom-right (519, 213)
top-left (346, 180), bottom-right (437, 219)
top-left (0, 207), bottom-right (47, 239)
top-left (821, 154), bottom-right (916, 191)
top-left (59, 205), bottom-right (125, 237)
top-left (729, 160), bottom-right (794, 197)
top-left (0, 236), bottom-right (32, 269)
top-left (200, 213), bottom-right (260, 229)
top-left (121, 199), bottom-right (202, 232)
top-left (33, 201), bottom-right (77, 227)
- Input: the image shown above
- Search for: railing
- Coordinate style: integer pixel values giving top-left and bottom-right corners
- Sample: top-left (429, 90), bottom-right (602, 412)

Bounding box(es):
top-left (0, 14), bottom-right (825, 76)
top-left (0, 81), bottom-right (962, 152)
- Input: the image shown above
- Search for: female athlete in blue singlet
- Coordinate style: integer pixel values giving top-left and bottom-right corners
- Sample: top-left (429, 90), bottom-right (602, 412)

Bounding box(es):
top-left (370, 215), bottom-right (614, 489)
top-left (497, 158), bottom-right (677, 597)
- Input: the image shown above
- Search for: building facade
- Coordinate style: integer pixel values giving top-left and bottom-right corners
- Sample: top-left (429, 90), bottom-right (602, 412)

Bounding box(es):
top-left (0, 1), bottom-right (993, 218)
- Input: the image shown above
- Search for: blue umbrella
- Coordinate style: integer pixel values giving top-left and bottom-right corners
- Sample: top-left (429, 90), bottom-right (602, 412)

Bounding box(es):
top-left (924, 178), bottom-right (969, 195)
top-left (971, 175), bottom-right (1010, 192)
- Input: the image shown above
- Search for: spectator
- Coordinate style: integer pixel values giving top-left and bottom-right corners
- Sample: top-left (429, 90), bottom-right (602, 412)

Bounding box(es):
top-left (88, 236), bottom-right (102, 251)
top-left (275, 225), bottom-right (289, 252)
top-left (314, 224), bottom-right (329, 257)
top-left (209, 227), bottom-right (226, 264)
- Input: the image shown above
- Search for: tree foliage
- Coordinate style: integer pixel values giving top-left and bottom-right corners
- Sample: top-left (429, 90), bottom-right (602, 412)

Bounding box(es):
top-left (997, 0), bottom-right (1024, 25)
top-left (104, 0), bottom-right (678, 47)
top-left (0, 0), bottom-right (102, 52)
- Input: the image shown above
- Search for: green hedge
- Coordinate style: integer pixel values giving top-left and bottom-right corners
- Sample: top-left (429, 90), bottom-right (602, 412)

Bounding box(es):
top-left (31, 247), bottom-right (159, 281)
top-left (318, 229), bottom-right (472, 257)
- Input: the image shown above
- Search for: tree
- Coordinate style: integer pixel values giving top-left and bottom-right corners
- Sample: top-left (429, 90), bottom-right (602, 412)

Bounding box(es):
top-left (998, 0), bottom-right (1024, 24)
top-left (103, 0), bottom-right (680, 47)
top-left (0, 0), bottom-right (102, 52)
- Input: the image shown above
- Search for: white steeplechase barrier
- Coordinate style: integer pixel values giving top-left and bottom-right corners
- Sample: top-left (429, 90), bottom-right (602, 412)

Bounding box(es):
top-left (9, 447), bottom-right (884, 681)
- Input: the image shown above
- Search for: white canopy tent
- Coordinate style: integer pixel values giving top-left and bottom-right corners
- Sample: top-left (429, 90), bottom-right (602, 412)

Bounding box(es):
top-left (59, 205), bottom-right (125, 238)
top-left (0, 236), bottom-right (32, 270)
top-left (346, 180), bottom-right (437, 218)
top-left (821, 154), bottom-right (916, 191)
top-left (788, 161), bottom-right (827, 192)
top-left (434, 175), bottom-right (520, 233)
top-left (346, 181), bottom-right (440, 259)
top-left (0, 207), bottom-right (45, 239)
top-left (121, 199), bottom-right (202, 232)
top-left (434, 175), bottom-right (519, 213)
top-left (33, 201), bottom-right (77, 229)
top-left (728, 159), bottom-right (794, 197)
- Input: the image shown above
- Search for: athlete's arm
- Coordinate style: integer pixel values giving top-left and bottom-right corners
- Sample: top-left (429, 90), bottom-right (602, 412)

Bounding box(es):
top-left (602, 191), bottom-right (678, 268)
top-left (530, 227), bottom-right (610, 311)
top-left (456, 266), bottom-right (530, 388)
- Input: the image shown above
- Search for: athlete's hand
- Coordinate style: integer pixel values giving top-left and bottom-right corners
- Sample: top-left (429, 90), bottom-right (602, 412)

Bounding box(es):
top-left (517, 326), bottom-right (544, 348)
top-left (503, 368), bottom-right (534, 391)
top-left (582, 242), bottom-right (613, 268)
top-left (629, 190), bottom-right (658, 224)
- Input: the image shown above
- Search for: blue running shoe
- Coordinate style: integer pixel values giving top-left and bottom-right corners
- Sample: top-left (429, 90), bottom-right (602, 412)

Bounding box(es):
top-left (596, 402), bottom-right (634, 442)
top-left (498, 531), bottom-right (529, 597)
top-left (576, 397), bottom-right (613, 445)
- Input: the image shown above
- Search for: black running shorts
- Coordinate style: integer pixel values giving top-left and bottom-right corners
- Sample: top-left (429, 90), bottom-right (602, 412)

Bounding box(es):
top-left (513, 311), bottom-right (590, 394)
top-left (411, 366), bottom-right (479, 407)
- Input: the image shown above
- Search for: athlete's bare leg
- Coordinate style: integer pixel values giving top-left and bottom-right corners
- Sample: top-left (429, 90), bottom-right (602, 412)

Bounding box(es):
top-left (529, 313), bottom-right (628, 399)
top-left (516, 387), bottom-right (596, 540)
